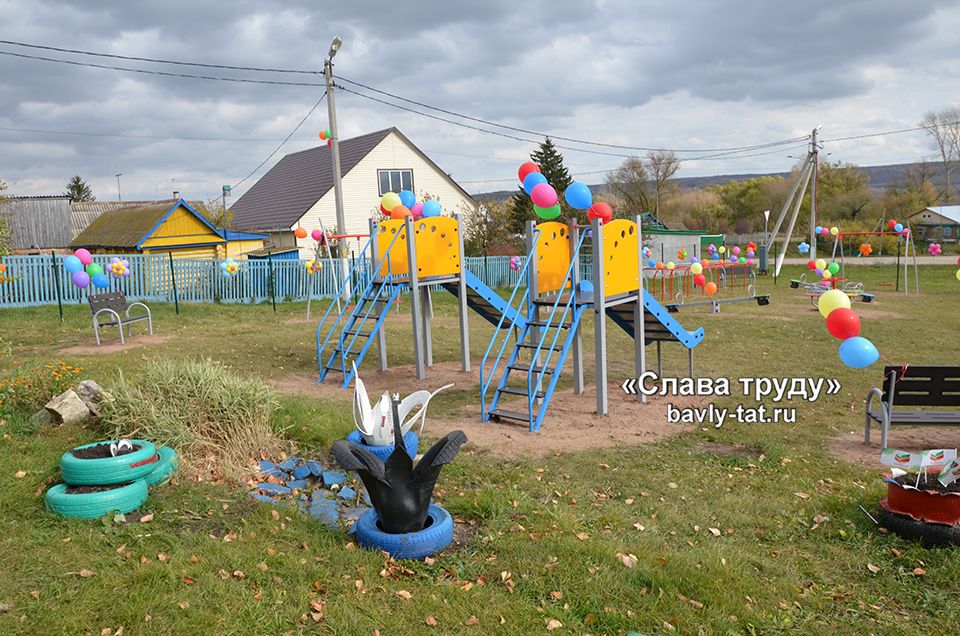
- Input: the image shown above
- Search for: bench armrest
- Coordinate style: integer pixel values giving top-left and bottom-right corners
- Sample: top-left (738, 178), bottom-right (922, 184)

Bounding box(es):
top-left (864, 386), bottom-right (889, 445)
top-left (93, 307), bottom-right (122, 325)
top-left (125, 302), bottom-right (151, 319)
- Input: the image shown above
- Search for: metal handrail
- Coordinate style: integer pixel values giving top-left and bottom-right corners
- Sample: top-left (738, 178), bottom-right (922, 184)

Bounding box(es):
top-left (526, 230), bottom-right (588, 424)
top-left (479, 229), bottom-right (542, 416)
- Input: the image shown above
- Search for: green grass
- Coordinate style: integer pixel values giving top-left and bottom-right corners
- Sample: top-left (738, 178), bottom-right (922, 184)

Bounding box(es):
top-left (1, 264), bottom-right (959, 634)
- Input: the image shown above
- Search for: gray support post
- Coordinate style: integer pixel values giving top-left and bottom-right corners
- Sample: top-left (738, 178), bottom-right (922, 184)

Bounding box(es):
top-left (656, 341), bottom-right (663, 376)
top-left (526, 220), bottom-right (541, 353)
top-left (592, 217), bottom-right (608, 415)
top-left (688, 348), bottom-right (694, 378)
top-left (370, 219), bottom-right (388, 371)
top-left (455, 213), bottom-right (470, 372)
top-left (405, 215), bottom-right (426, 380)
top-left (634, 214), bottom-right (646, 403)
top-left (422, 286), bottom-right (434, 367)
top-left (570, 222), bottom-right (584, 394)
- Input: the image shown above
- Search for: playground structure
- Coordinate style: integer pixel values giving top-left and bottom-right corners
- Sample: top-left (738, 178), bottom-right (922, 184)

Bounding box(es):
top-left (645, 261), bottom-right (769, 313)
top-left (830, 228), bottom-right (919, 296)
top-left (315, 213), bottom-right (706, 432)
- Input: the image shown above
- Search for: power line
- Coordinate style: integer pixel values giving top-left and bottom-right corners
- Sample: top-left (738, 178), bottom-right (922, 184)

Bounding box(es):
top-left (820, 121), bottom-right (960, 143)
top-left (0, 125), bottom-right (296, 143)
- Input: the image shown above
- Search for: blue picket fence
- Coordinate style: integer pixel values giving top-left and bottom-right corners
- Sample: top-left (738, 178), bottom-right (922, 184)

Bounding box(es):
top-left (0, 253), bottom-right (527, 309)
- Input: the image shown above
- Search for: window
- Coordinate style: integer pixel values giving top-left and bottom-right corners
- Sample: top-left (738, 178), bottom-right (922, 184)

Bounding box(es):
top-left (378, 169), bottom-right (413, 195)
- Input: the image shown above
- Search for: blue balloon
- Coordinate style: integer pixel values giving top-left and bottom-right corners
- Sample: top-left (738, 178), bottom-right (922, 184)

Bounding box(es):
top-left (399, 190), bottom-right (416, 208)
top-left (647, 259), bottom-right (656, 268)
top-left (522, 172), bottom-right (548, 195)
top-left (894, 223), bottom-right (904, 232)
top-left (712, 253), bottom-right (720, 260)
top-left (64, 255), bottom-right (83, 273)
top-left (838, 336), bottom-right (879, 369)
top-left (815, 226), bottom-right (823, 235)
top-left (92, 273), bottom-right (111, 288)
top-left (422, 199), bottom-right (442, 218)
top-left (564, 182), bottom-right (592, 210)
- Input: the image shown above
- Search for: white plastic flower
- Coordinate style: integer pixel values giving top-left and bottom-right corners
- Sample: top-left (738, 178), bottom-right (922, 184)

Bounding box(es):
top-left (352, 362), bottom-right (453, 446)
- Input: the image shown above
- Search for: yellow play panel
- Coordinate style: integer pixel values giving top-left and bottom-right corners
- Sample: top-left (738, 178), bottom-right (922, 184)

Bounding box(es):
top-left (602, 219), bottom-right (640, 297)
top-left (536, 221), bottom-right (571, 295)
top-left (413, 217), bottom-right (461, 278)
top-left (376, 219), bottom-right (409, 277)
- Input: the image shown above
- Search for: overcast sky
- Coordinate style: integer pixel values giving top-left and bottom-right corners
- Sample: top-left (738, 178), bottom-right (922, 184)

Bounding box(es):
top-left (1, 0), bottom-right (958, 203)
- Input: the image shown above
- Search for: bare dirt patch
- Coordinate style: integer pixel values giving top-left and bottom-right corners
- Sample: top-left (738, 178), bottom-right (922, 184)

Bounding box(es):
top-left (828, 426), bottom-right (960, 469)
top-left (59, 333), bottom-right (172, 355)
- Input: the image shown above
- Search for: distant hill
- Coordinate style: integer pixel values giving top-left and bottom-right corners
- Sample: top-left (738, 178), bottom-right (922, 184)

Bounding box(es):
top-left (473, 161), bottom-right (946, 202)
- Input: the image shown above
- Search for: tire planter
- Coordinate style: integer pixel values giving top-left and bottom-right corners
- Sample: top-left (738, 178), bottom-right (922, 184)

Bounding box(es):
top-left (142, 446), bottom-right (178, 486)
top-left (879, 503), bottom-right (960, 548)
top-left (60, 440), bottom-right (159, 486)
top-left (44, 480), bottom-right (149, 519)
top-left (346, 429), bottom-right (419, 462)
top-left (884, 478), bottom-right (960, 525)
top-left (353, 503), bottom-right (453, 559)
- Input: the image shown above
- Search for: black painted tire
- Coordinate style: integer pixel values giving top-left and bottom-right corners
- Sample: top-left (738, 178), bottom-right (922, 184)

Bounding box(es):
top-left (346, 430), bottom-right (419, 461)
top-left (44, 480), bottom-right (149, 519)
top-left (354, 504), bottom-right (453, 559)
top-left (60, 440), bottom-right (159, 486)
top-left (142, 446), bottom-right (178, 486)
top-left (879, 509), bottom-right (960, 547)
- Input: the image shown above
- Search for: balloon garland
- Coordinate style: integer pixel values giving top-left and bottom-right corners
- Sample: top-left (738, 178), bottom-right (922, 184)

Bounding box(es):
top-left (0, 262), bottom-right (10, 285)
top-left (379, 191), bottom-right (442, 220)
top-left (797, 241), bottom-right (810, 255)
top-left (859, 243), bottom-right (873, 256)
top-left (817, 289), bottom-right (879, 368)
top-left (220, 258), bottom-right (239, 278)
top-left (928, 243), bottom-right (942, 256)
top-left (509, 256), bottom-right (522, 271)
top-left (62, 249), bottom-right (114, 289)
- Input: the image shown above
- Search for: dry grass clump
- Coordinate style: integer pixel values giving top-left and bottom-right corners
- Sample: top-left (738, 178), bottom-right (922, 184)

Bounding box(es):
top-left (101, 359), bottom-right (288, 481)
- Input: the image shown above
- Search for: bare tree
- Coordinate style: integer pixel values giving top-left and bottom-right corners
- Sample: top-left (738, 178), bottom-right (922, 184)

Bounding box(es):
top-left (920, 107), bottom-right (960, 202)
top-left (646, 150), bottom-right (681, 222)
top-left (605, 157), bottom-right (651, 216)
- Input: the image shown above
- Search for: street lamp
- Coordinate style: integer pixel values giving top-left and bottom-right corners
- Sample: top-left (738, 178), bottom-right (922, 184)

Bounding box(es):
top-left (324, 35), bottom-right (349, 298)
top-left (115, 173), bottom-right (123, 202)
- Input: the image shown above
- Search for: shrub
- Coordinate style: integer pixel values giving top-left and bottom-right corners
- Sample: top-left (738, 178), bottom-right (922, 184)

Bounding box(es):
top-left (0, 360), bottom-right (82, 416)
top-left (100, 359), bottom-right (287, 481)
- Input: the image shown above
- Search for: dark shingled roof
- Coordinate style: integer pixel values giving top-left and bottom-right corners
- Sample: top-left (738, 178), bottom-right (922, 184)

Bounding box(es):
top-left (230, 128), bottom-right (393, 232)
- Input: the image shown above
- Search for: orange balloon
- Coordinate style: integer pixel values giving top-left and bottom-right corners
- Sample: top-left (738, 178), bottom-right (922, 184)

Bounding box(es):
top-left (0, 263), bottom-right (6, 273)
top-left (318, 130), bottom-right (327, 140)
top-left (704, 281), bottom-right (718, 296)
top-left (294, 227), bottom-right (308, 239)
top-left (390, 205), bottom-right (412, 219)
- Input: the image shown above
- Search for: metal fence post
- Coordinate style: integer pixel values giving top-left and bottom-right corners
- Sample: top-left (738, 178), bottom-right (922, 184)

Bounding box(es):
top-left (267, 251), bottom-right (277, 312)
top-left (51, 250), bottom-right (64, 322)
top-left (167, 252), bottom-right (180, 315)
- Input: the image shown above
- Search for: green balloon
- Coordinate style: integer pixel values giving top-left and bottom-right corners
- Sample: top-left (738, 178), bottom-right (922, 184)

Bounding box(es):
top-left (828, 262), bottom-right (840, 275)
top-left (534, 203), bottom-right (561, 220)
top-left (85, 263), bottom-right (103, 276)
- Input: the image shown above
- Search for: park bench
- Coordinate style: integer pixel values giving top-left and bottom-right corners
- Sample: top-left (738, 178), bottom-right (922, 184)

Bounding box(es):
top-left (88, 291), bottom-right (153, 346)
top-left (865, 365), bottom-right (960, 448)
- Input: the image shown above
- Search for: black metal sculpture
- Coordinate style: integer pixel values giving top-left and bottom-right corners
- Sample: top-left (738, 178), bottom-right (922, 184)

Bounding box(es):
top-left (332, 395), bottom-right (467, 534)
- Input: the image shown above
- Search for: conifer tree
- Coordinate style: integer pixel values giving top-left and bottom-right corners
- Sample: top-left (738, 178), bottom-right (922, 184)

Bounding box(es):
top-left (507, 138), bottom-right (575, 234)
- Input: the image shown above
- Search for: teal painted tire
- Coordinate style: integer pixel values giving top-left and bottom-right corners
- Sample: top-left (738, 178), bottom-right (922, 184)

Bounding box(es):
top-left (60, 440), bottom-right (159, 486)
top-left (44, 480), bottom-right (149, 519)
top-left (142, 446), bottom-right (178, 486)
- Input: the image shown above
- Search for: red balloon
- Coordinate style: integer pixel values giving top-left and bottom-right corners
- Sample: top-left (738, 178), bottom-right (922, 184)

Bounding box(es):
top-left (390, 205), bottom-right (412, 219)
top-left (588, 202), bottom-right (613, 224)
top-left (806, 260), bottom-right (816, 270)
top-left (826, 307), bottom-right (861, 340)
top-left (518, 162), bottom-right (541, 183)
top-left (887, 219), bottom-right (897, 229)
top-left (693, 273), bottom-right (706, 287)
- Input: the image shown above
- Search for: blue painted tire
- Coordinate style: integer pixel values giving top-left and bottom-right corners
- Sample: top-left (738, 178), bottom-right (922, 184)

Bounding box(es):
top-left (142, 446), bottom-right (178, 486)
top-left (354, 504), bottom-right (453, 559)
top-left (60, 440), bottom-right (159, 486)
top-left (346, 430), bottom-right (418, 461)
top-left (44, 480), bottom-right (149, 519)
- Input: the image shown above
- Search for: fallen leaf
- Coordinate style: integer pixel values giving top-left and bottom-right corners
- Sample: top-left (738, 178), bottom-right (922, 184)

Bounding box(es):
top-left (913, 568), bottom-right (926, 576)
top-left (656, 556), bottom-right (668, 566)
top-left (100, 628), bottom-right (112, 636)
top-left (223, 532), bottom-right (237, 542)
top-left (424, 557), bottom-right (435, 565)
top-left (546, 618), bottom-right (563, 630)
top-left (794, 492), bottom-right (810, 500)
top-left (144, 615), bottom-right (151, 622)
top-left (139, 513), bottom-right (154, 523)
top-left (182, 576), bottom-right (195, 585)
top-left (624, 498), bottom-right (635, 505)
top-left (178, 600), bottom-right (189, 610)
top-left (271, 509), bottom-right (280, 520)
top-left (257, 562), bottom-right (269, 572)
top-left (29, 591), bottom-right (38, 600)
top-left (575, 532), bottom-right (589, 541)
top-left (616, 552), bottom-right (638, 568)
top-left (890, 547), bottom-right (902, 557)
top-left (395, 590), bottom-right (412, 600)
top-left (633, 522), bottom-right (645, 531)
top-left (232, 570), bottom-right (245, 580)
top-left (0, 602), bottom-right (11, 613)
top-left (425, 615), bottom-right (438, 626)
top-left (78, 569), bottom-right (94, 578)
top-left (464, 615), bottom-right (479, 625)
top-left (157, 553), bottom-right (169, 562)
top-left (867, 563), bottom-right (880, 574)
top-left (14, 471), bottom-right (26, 479)
top-left (708, 527), bottom-right (722, 537)
top-left (668, 482), bottom-right (678, 489)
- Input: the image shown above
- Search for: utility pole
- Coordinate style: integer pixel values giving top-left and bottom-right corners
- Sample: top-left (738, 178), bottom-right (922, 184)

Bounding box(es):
top-left (809, 126), bottom-right (820, 261)
top-left (115, 173), bottom-right (122, 201)
top-left (324, 35), bottom-right (349, 299)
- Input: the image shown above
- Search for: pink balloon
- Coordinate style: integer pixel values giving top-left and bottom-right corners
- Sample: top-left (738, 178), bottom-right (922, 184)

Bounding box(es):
top-left (74, 248), bottom-right (92, 266)
top-left (311, 229), bottom-right (322, 241)
top-left (411, 202), bottom-right (424, 219)
top-left (530, 183), bottom-right (558, 208)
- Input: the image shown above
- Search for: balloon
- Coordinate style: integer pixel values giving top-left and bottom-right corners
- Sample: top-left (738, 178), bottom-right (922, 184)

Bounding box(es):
top-left (693, 273), bottom-right (706, 287)
top-left (704, 281), bottom-right (718, 296)
top-left (818, 289), bottom-right (851, 318)
top-left (838, 336), bottom-right (880, 369)
top-left (530, 183), bottom-right (558, 208)
top-left (830, 226), bottom-right (839, 236)
top-left (533, 203), bottom-right (561, 220)
top-left (655, 262), bottom-right (664, 270)
top-left (815, 226), bottom-right (822, 235)
top-left (74, 249), bottom-right (92, 266)
top-left (894, 223), bottom-right (904, 233)
top-left (956, 269), bottom-right (960, 282)
top-left (729, 256), bottom-right (737, 263)
top-left (410, 202), bottom-right (424, 219)
top-left (509, 256), bottom-right (522, 271)
top-left (798, 242), bottom-right (810, 255)
top-left (815, 258), bottom-right (827, 270)
top-left (294, 227), bottom-right (308, 239)
top-left (928, 243), bottom-right (942, 256)
top-left (422, 199), bottom-right (442, 218)
top-left (319, 130), bottom-right (327, 140)
top-left (822, 270), bottom-right (832, 280)
top-left (738, 256), bottom-right (747, 263)
top-left (806, 260), bottom-right (816, 270)
top-left (390, 205), bottom-right (412, 219)
top-left (815, 268), bottom-right (823, 275)
top-left (647, 259), bottom-right (656, 268)
top-left (564, 182), bottom-right (592, 209)
top-left (326, 139), bottom-right (332, 148)
top-left (859, 243), bottom-right (873, 256)
top-left (85, 262), bottom-right (102, 276)
top-left (587, 202), bottom-right (613, 224)
top-left (732, 246), bottom-right (741, 256)
top-left (64, 255), bottom-right (83, 273)
top-left (690, 256), bottom-right (698, 263)
top-left (381, 192), bottom-right (402, 214)
top-left (690, 262), bottom-right (703, 275)
top-left (666, 261), bottom-right (676, 270)
top-left (887, 219), bottom-right (897, 229)
top-left (711, 253), bottom-right (719, 260)
top-left (827, 262), bottom-right (840, 275)
top-left (518, 162), bottom-right (540, 183)
top-left (71, 271), bottom-right (90, 289)
top-left (718, 246), bottom-right (726, 254)
top-left (746, 258), bottom-right (753, 265)
top-left (957, 257), bottom-right (960, 267)
top-left (92, 273), bottom-right (110, 288)
top-left (826, 307), bottom-right (860, 340)
top-left (399, 190), bottom-right (416, 208)
top-left (522, 172), bottom-right (548, 194)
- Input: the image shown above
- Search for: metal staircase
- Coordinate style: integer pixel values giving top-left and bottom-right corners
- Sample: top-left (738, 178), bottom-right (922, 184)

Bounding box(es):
top-left (440, 270), bottom-right (526, 329)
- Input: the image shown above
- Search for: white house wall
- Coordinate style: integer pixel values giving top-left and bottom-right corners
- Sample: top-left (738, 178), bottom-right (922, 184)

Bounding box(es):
top-left (292, 131), bottom-right (477, 258)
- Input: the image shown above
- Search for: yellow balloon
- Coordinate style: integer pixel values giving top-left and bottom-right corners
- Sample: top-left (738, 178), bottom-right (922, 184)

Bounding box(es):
top-left (690, 262), bottom-right (703, 275)
top-left (718, 246), bottom-right (726, 254)
top-left (822, 269), bottom-right (832, 279)
top-left (830, 226), bottom-right (839, 236)
top-left (956, 269), bottom-right (960, 282)
top-left (815, 258), bottom-right (827, 270)
top-left (818, 289), bottom-right (851, 318)
top-left (666, 261), bottom-right (676, 270)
